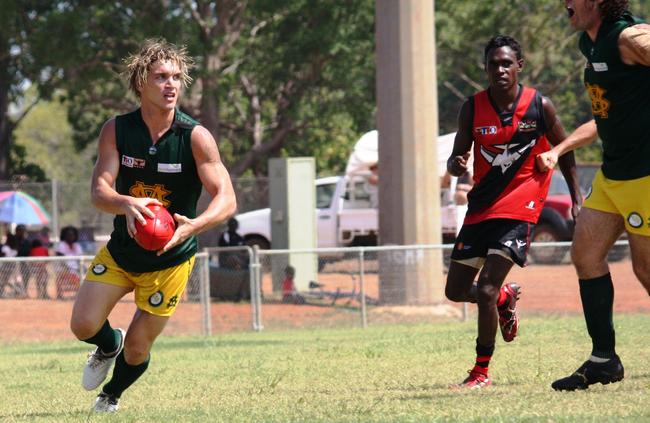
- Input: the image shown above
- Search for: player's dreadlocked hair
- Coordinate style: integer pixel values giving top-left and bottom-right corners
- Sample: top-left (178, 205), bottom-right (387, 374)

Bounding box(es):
top-left (123, 38), bottom-right (194, 98)
top-left (599, 0), bottom-right (629, 21)
top-left (484, 35), bottom-right (523, 64)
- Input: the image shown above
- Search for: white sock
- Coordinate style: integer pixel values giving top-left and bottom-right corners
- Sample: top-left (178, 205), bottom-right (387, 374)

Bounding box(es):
top-left (588, 355), bottom-right (610, 363)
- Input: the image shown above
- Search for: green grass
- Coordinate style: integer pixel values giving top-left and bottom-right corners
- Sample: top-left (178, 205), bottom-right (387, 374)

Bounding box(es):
top-left (2, 315), bottom-right (650, 422)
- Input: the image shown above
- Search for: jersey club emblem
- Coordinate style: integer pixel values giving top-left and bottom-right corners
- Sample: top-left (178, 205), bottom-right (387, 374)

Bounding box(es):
top-left (129, 181), bottom-right (172, 207)
top-left (586, 83), bottom-right (610, 119)
top-left (480, 139), bottom-right (537, 174)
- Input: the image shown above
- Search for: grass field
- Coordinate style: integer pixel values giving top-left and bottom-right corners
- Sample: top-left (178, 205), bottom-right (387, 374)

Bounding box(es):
top-left (1, 315), bottom-right (650, 422)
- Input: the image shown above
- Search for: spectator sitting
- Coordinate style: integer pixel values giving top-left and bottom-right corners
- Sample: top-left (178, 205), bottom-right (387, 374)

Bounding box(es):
top-left (55, 226), bottom-right (82, 299)
top-left (38, 226), bottom-right (52, 249)
top-left (282, 265), bottom-right (305, 305)
top-left (1, 233), bottom-right (18, 259)
top-left (218, 218), bottom-right (249, 270)
top-left (29, 238), bottom-right (50, 299)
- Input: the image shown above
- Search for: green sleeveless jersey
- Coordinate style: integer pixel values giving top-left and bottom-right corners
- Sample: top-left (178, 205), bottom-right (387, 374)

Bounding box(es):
top-left (107, 108), bottom-right (203, 272)
top-left (579, 12), bottom-right (650, 180)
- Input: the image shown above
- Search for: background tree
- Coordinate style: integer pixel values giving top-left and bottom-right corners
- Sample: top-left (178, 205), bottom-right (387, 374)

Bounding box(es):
top-left (436, 0), bottom-right (650, 163)
top-left (0, 1), bottom-right (62, 180)
top-left (14, 92), bottom-right (94, 182)
top-left (214, 0), bottom-right (375, 176)
top-left (28, 0), bottom-right (375, 179)
top-left (10, 0), bottom-right (650, 182)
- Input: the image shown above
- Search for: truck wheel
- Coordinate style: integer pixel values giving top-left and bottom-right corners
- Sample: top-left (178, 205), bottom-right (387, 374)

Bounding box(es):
top-left (245, 236), bottom-right (271, 271)
top-left (529, 224), bottom-right (565, 265)
top-left (244, 236), bottom-right (270, 250)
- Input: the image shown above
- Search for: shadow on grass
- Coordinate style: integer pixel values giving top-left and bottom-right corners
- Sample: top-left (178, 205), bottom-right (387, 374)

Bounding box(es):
top-left (0, 409), bottom-right (92, 420)
top-left (4, 337), bottom-right (288, 356)
top-left (2, 345), bottom-right (88, 356)
top-left (157, 338), bottom-right (287, 351)
top-left (626, 371), bottom-right (650, 381)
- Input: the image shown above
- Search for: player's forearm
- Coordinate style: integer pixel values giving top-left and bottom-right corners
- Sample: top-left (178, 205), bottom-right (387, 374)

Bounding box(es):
top-left (552, 120), bottom-right (598, 156)
top-left (91, 183), bottom-right (130, 215)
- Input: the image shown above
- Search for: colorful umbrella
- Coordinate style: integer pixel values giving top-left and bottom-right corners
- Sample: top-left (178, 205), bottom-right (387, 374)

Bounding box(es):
top-left (0, 191), bottom-right (50, 225)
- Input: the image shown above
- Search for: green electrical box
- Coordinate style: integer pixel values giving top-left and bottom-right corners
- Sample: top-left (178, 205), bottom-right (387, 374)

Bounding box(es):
top-left (269, 157), bottom-right (317, 292)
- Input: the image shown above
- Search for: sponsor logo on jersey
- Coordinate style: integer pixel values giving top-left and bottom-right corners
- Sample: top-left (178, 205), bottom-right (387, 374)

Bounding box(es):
top-left (592, 62), bottom-right (608, 72)
top-left (480, 139), bottom-right (537, 174)
top-left (475, 126), bottom-right (497, 135)
top-left (158, 163), bottom-right (182, 173)
top-left (148, 291), bottom-right (164, 307)
top-left (525, 201), bottom-right (536, 210)
top-left (517, 120), bottom-right (537, 132)
top-left (122, 155), bottom-right (146, 168)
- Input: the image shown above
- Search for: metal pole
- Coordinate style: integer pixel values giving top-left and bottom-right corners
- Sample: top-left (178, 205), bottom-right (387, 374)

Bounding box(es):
top-left (247, 247), bottom-right (256, 331)
top-left (77, 257), bottom-right (83, 283)
top-left (359, 248), bottom-right (368, 329)
top-left (200, 253), bottom-right (212, 336)
top-left (51, 179), bottom-right (59, 241)
top-left (251, 245), bottom-right (263, 331)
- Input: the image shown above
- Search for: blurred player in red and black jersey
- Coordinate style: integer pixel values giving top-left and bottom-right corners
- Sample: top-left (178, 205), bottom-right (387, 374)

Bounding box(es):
top-left (445, 35), bottom-right (582, 389)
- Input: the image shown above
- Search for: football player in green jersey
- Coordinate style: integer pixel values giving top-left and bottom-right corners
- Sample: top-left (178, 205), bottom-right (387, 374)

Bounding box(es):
top-left (537, 0), bottom-right (650, 391)
top-left (70, 39), bottom-right (236, 412)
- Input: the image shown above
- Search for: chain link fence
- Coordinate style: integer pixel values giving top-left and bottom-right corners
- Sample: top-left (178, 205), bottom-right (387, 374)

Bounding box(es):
top-left (203, 240), bottom-right (637, 333)
top-left (1, 241), bottom-right (642, 342)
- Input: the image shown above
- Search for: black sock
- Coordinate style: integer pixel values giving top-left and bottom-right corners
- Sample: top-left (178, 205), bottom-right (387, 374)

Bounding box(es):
top-left (82, 320), bottom-right (120, 354)
top-left (579, 274), bottom-right (615, 359)
top-left (102, 351), bottom-right (150, 399)
top-left (474, 341), bottom-right (495, 375)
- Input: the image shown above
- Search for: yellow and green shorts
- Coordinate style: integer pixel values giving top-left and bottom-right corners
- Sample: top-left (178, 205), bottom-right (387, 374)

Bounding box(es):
top-left (85, 246), bottom-right (195, 317)
top-left (584, 169), bottom-right (650, 235)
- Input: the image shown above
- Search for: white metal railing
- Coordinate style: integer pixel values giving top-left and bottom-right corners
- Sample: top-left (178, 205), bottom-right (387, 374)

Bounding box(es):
top-left (204, 239), bottom-right (631, 332)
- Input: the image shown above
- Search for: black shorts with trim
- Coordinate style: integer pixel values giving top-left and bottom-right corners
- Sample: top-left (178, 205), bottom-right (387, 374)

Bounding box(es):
top-left (450, 218), bottom-right (534, 267)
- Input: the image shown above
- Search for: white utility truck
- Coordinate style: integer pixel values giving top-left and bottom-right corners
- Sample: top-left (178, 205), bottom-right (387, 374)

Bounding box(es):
top-left (235, 131), bottom-right (466, 250)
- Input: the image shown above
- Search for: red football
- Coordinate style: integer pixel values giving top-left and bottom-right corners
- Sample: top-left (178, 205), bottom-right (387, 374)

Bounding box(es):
top-left (134, 204), bottom-right (176, 251)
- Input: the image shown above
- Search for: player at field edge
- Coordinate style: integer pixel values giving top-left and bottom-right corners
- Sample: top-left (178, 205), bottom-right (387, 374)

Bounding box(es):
top-left (69, 39), bottom-right (236, 413)
top-left (536, 0), bottom-right (650, 391)
top-left (445, 35), bottom-right (582, 389)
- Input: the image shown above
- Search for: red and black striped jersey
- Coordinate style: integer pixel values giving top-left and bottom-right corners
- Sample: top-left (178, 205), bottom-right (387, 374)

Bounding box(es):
top-left (464, 85), bottom-right (552, 225)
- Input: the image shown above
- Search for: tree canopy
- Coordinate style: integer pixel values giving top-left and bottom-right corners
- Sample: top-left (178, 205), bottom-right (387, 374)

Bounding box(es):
top-left (7, 0), bottom-right (650, 182)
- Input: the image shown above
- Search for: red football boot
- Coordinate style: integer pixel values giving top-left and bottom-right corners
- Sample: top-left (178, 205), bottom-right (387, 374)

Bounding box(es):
top-left (498, 283), bottom-right (521, 342)
top-left (451, 369), bottom-right (492, 389)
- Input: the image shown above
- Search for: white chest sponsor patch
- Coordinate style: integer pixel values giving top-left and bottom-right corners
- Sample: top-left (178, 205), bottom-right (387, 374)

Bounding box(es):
top-left (592, 62), bottom-right (608, 72)
top-left (158, 163), bottom-right (182, 173)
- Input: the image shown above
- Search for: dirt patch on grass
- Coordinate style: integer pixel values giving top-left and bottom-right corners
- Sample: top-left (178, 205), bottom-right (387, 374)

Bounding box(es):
top-left (1, 259), bottom-right (647, 343)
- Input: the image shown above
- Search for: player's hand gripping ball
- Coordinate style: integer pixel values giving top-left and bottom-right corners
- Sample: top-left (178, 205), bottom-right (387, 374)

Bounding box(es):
top-left (134, 204), bottom-right (176, 251)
